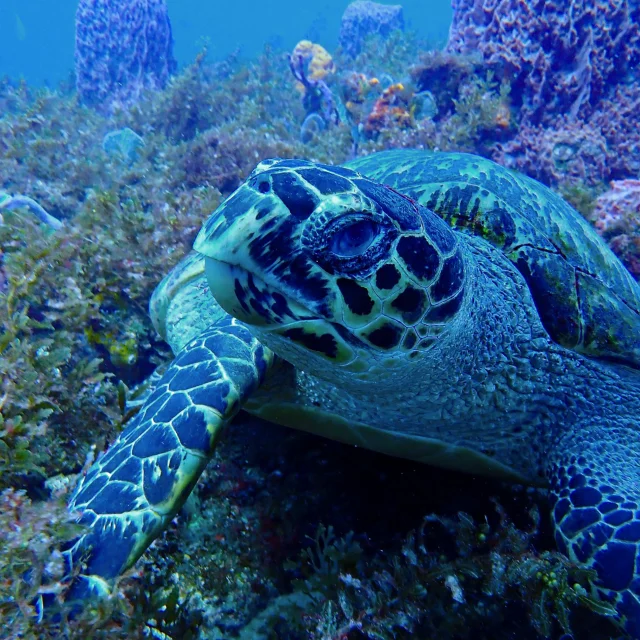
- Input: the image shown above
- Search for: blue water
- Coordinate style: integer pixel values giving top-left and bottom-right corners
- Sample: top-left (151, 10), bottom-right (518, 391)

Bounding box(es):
top-left (0, 0), bottom-right (452, 86)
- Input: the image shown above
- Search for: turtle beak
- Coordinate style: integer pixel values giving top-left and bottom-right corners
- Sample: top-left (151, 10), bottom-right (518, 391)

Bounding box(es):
top-left (194, 187), bottom-right (317, 328)
top-left (193, 187), bottom-right (261, 265)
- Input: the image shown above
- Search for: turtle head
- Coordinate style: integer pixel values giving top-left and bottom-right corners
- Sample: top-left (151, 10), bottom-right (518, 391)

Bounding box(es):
top-left (194, 159), bottom-right (466, 386)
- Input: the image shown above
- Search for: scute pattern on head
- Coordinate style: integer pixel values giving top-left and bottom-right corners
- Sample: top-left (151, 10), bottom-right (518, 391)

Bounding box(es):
top-left (346, 150), bottom-right (640, 368)
top-left (194, 159), bottom-right (468, 382)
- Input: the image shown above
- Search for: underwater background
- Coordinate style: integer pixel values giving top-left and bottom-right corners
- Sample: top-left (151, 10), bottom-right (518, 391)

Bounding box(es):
top-left (1, 1), bottom-right (639, 639)
top-left (0, 1), bottom-right (452, 85)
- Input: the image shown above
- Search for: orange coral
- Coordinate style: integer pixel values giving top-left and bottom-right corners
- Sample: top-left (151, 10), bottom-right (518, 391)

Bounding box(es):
top-left (495, 103), bottom-right (511, 129)
top-left (364, 82), bottom-right (413, 137)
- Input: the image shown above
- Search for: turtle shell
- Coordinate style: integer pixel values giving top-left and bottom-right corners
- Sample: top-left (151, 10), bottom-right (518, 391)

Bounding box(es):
top-left (347, 150), bottom-right (640, 369)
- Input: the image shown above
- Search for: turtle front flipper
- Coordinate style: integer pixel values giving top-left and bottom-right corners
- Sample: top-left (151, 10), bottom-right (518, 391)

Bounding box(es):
top-left (63, 317), bottom-right (273, 601)
top-left (548, 425), bottom-right (640, 637)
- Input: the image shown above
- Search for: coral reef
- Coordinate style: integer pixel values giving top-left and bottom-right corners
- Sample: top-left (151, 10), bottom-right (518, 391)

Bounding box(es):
top-left (291, 41), bottom-right (336, 87)
top-left (410, 50), bottom-right (479, 115)
top-left (590, 180), bottom-right (640, 279)
top-left (589, 85), bottom-right (640, 180)
top-left (0, 21), bottom-right (637, 638)
top-left (75, 0), bottom-right (177, 113)
top-left (445, 0), bottom-right (640, 183)
top-left (339, 1), bottom-right (405, 58)
top-left (446, 0), bottom-right (640, 125)
top-left (363, 82), bottom-right (414, 138)
top-left (289, 40), bottom-right (339, 126)
top-left (493, 117), bottom-right (609, 190)
top-left (102, 127), bottom-right (145, 165)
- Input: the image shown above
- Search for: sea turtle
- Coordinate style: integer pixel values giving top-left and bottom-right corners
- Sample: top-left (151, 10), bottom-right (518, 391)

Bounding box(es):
top-left (62, 150), bottom-right (640, 636)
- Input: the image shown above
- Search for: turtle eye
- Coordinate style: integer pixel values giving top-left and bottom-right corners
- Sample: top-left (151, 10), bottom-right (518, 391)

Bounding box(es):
top-left (330, 219), bottom-right (377, 257)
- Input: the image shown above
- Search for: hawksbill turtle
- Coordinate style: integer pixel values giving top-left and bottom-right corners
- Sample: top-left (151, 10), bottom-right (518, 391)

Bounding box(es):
top-left (62, 150), bottom-right (640, 636)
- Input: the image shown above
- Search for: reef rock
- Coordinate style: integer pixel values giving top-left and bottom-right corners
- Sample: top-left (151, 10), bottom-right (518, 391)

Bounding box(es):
top-left (75, 0), bottom-right (177, 113)
top-left (339, 1), bottom-right (404, 58)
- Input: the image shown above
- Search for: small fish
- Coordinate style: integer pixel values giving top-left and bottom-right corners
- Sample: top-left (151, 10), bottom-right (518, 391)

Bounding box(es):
top-left (15, 13), bottom-right (26, 41)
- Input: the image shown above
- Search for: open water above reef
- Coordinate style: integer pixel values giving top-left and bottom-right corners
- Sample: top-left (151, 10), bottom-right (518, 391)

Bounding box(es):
top-left (0, 0), bottom-right (452, 85)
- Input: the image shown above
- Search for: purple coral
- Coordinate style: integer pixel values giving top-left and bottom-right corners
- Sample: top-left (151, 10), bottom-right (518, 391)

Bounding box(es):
top-left (447, 0), bottom-right (640, 181)
top-left (75, 0), bottom-right (177, 113)
top-left (588, 85), bottom-right (640, 179)
top-left (339, 1), bottom-right (404, 58)
top-left (446, 0), bottom-right (640, 125)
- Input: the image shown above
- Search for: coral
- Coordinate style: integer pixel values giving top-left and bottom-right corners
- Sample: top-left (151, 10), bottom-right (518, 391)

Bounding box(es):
top-left (428, 72), bottom-right (511, 154)
top-left (339, 72), bottom-right (381, 119)
top-left (446, 0), bottom-right (640, 125)
top-left (102, 127), bottom-right (145, 165)
top-left (291, 40), bottom-right (336, 88)
top-left (408, 53), bottom-right (512, 155)
top-left (1, 33), bottom-right (636, 639)
top-left (339, 1), bottom-right (405, 58)
top-left (0, 42), bottom-right (346, 639)
top-left (410, 50), bottom-right (479, 117)
top-left (588, 84), bottom-right (640, 180)
top-left (336, 28), bottom-right (419, 87)
top-left (445, 0), bottom-right (640, 180)
top-left (590, 180), bottom-right (640, 279)
top-left (75, 0), bottom-right (177, 113)
top-left (363, 82), bottom-right (414, 138)
top-left (592, 180), bottom-right (640, 234)
top-left (493, 116), bottom-right (609, 189)
top-left (289, 40), bottom-right (339, 125)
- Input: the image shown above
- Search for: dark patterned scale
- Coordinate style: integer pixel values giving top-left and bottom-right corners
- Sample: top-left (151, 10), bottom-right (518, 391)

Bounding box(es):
top-left (348, 150), bottom-right (640, 368)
